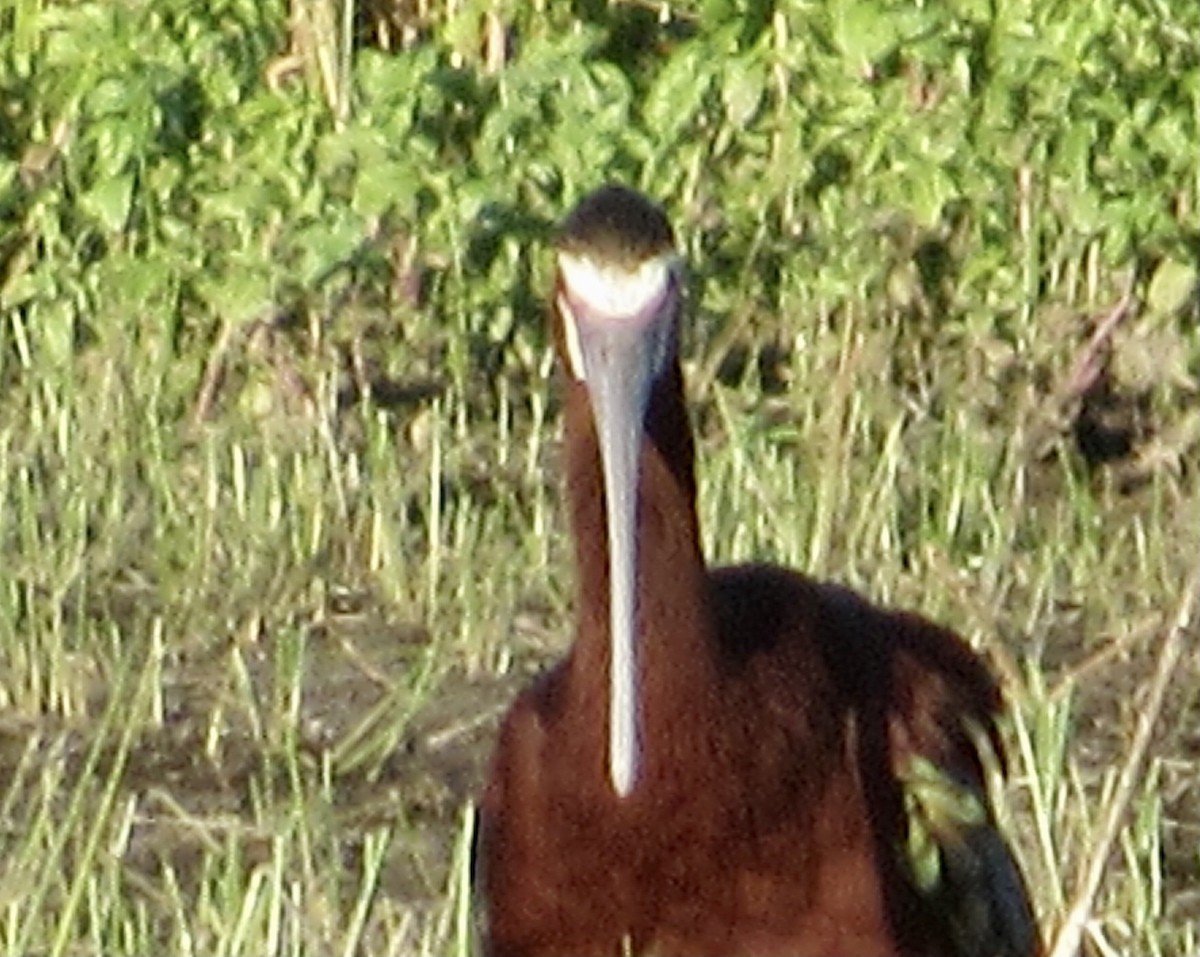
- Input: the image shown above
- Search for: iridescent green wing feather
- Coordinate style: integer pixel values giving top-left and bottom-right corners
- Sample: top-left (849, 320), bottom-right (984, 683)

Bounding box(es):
top-left (899, 752), bottom-right (1041, 957)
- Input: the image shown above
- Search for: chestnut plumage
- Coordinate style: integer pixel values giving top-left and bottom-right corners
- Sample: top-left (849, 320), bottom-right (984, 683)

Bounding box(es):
top-left (477, 184), bottom-right (1041, 957)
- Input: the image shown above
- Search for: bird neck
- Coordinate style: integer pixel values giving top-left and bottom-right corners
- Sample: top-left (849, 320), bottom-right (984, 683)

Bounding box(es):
top-left (563, 364), bottom-right (718, 763)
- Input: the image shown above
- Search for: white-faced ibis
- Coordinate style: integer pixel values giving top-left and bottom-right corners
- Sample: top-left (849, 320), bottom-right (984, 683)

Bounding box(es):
top-left (478, 185), bottom-right (1042, 957)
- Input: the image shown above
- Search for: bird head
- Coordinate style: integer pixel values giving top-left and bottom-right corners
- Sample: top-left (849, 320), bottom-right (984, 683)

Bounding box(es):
top-left (552, 185), bottom-right (682, 798)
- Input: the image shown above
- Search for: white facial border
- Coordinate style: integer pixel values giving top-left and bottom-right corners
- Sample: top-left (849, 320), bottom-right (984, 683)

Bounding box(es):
top-left (556, 251), bottom-right (678, 381)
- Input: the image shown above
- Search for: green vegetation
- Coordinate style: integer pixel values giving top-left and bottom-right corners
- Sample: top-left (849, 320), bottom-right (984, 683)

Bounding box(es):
top-left (1, 0), bottom-right (1197, 953)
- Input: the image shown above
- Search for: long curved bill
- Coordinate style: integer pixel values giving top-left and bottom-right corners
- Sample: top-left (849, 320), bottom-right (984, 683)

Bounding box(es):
top-left (557, 251), bottom-right (677, 798)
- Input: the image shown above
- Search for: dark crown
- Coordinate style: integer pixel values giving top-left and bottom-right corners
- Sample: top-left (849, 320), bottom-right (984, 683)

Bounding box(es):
top-left (557, 185), bottom-right (675, 269)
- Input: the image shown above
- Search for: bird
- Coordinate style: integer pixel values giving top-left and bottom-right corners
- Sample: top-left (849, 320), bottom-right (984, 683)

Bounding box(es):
top-left (476, 184), bottom-right (1042, 957)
